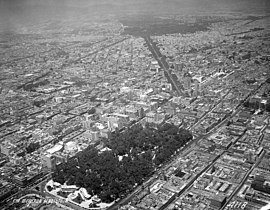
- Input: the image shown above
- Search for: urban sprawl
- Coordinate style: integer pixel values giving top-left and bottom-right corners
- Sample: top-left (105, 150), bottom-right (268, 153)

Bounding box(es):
top-left (0, 12), bottom-right (270, 210)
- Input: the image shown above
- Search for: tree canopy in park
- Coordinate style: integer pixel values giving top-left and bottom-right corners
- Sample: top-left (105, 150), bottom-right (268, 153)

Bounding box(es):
top-left (52, 123), bottom-right (192, 203)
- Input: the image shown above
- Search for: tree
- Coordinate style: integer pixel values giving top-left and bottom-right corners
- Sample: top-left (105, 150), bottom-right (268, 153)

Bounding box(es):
top-left (52, 171), bottom-right (65, 184)
top-left (75, 172), bottom-right (85, 187)
top-left (47, 185), bottom-right (53, 192)
top-left (99, 189), bottom-right (114, 203)
top-left (26, 142), bottom-right (40, 154)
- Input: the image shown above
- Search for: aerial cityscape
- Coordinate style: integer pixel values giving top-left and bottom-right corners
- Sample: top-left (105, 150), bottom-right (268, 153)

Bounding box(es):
top-left (0, 0), bottom-right (270, 210)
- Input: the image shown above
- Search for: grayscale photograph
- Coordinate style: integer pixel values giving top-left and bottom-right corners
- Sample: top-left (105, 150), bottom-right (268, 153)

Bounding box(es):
top-left (0, 0), bottom-right (270, 210)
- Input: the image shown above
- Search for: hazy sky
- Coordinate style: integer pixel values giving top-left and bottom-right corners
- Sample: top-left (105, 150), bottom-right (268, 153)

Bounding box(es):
top-left (0, 0), bottom-right (269, 33)
top-left (1, 0), bottom-right (268, 10)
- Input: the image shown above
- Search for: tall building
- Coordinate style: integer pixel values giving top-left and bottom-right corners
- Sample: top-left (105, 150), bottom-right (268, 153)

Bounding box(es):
top-left (41, 154), bottom-right (56, 171)
top-left (183, 72), bottom-right (192, 90)
top-left (107, 113), bottom-right (129, 131)
top-left (125, 106), bottom-right (145, 119)
top-left (82, 114), bottom-right (94, 130)
top-left (100, 128), bottom-right (111, 139)
top-left (210, 195), bottom-right (227, 209)
top-left (90, 130), bottom-right (100, 141)
top-left (193, 79), bottom-right (200, 97)
top-left (145, 112), bottom-right (156, 123)
top-left (200, 84), bottom-right (206, 96)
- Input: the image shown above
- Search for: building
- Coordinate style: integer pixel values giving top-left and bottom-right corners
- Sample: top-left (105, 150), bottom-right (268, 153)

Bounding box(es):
top-left (210, 195), bottom-right (227, 209)
top-left (0, 141), bottom-right (16, 156)
top-left (174, 62), bottom-right (184, 72)
top-left (82, 114), bottom-right (94, 130)
top-left (251, 175), bottom-right (270, 194)
top-left (125, 106), bottom-right (145, 119)
top-left (61, 184), bottom-right (78, 193)
top-left (12, 171), bottom-right (40, 187)
top-left (193, 79), bottom-right (200, 97)
top-left (90, 130), bottom-right (100, 141)
top-left (245, 189), bottom-right (269, 206)
top-left (145, 112), bottom-right (156, 123)
top-left (0, 153), bottom-right (8, 166)
top-left (163, 103), bottom-right (176, 115)
top-left (96, 103), bottom-right (113, 114)
top-left (0, 181), bottom-right (17, 201)
top-left (41, 154), bottom-right (56, 171)
top-left (107, 113), bottom-right (130, 131)
top-left (100, 128), bottom-right (111, 139)
top-left (183, 72), bottom-right (192, 90)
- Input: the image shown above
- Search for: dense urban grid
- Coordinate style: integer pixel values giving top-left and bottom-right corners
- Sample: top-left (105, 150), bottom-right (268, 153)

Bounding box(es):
top-left (0, 3), bottom-right (270, 210)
